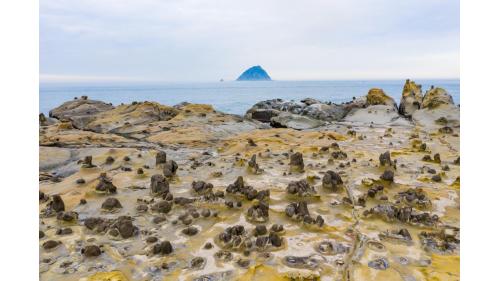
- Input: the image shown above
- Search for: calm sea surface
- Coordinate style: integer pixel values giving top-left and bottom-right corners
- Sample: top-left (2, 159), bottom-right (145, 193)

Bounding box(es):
top-left (39, 80), bottom-right (459, 116)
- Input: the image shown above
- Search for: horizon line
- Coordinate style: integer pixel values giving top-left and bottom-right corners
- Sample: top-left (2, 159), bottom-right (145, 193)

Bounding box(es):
top-left (40, 74), bottom-right (460, 84)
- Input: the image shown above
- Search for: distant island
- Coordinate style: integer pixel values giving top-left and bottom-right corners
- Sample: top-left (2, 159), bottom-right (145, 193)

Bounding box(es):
top-left (236, 65), bottom-right (272, 81)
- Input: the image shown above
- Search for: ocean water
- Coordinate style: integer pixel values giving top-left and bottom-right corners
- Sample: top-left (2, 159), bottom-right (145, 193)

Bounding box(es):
top-left (39, 80), bottom-right (459, 116)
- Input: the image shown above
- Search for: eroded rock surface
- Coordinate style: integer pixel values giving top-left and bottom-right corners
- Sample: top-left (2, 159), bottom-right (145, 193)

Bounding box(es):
top-left (39, 87), bottom-right (459, 281)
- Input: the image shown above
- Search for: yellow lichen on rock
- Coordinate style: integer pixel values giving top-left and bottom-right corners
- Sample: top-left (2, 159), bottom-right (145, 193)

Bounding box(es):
top-left (366, 88), bottom-right (396, 107)
top-left (85, 271), bottom-right (128, 281)
top-left (419, 254), bottom-right (460, 281)
top-left (422, 87), bottom-right (454, 109)
top-left (85, 101), bottom-right (178, 133)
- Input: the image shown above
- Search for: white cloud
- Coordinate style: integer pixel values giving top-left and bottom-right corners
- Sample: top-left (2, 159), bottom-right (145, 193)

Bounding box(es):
top-left (40, 0), bottom-right (459, 81)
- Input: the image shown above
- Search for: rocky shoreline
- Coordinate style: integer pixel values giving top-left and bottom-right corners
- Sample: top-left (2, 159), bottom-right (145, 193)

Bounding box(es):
top-left (39, 79), bottom-right (460, 281)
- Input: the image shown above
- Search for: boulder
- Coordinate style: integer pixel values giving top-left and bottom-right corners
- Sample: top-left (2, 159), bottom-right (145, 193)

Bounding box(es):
top-left (270, 112), bottom-right (324, 130)
top-left (366, 88), bottom-right (397, 109)
top-left (422, 87), bottom-right (454, 109)
top-left (399, 79), bottom-right (423, 117)
top-left (83, 101), bottom-right (179, 133)
top-left (49, 97), bottom-right (114, 129)
top-left (343, 105), bottom-right (410, 126)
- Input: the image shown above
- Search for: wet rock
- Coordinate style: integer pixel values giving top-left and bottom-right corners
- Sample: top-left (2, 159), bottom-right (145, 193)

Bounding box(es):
top-left (380, 170), bottom-right (394, 182)
top-left (82, 245), bottom-right (101, 257)
top-left (379, 151), bottom-right (392, 166)
top-left (286, 180), bottom-right (316, 197)
top-left (182, 226), bottom-right (199, 236)
top-left (246, 200), bottom-right (269, 222)
top-left (192, 181), bottom-right (213, 194)
top-left (101, 198), bottom-right (123, 210)
top-left (95, 173), bottom-right (117, 194)
top-left (43, 240), bottom-right (61, 250)
top-left (151, 200), bottom-right (173, 214)
top-left (289, 152), bottom-right (304, 172)
top-left (81, 156), bottom-right (96, 168)
top-left (364, 204), bottom-right (439, 226)
top-left (368, 257), bottom-right (390, 270)
top-left (153, 241), bottom-right (173, 255)
top-left (156, 151), bottom-right (166, 165)
top-left (322, 170), bottom-right (343, 191)
top-left (150, 174), bottom-right (169, 196)
top-left (163, 160), bottom-right (178, 178)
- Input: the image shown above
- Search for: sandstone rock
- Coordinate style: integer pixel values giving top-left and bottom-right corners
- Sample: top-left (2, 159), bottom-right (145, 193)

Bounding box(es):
top-left (322, 171), bottom-right (343, 191)
top-left (95, 173), bottom-right (117, 194)
top-left (422, 87), bottom-right (454, 109)
top-left (286, 180), bottom-right (316, 197)
top-left (49, 97), bottom-right (114, 129)
top-left (83, 101), bottom-right (179, 134)
top-left (153, 241), bottom-right (173, 255)
top-left (150, 174), bottom-right (169, 196)
top-left (101, 198), bottom-right (123, 210)
top-left (399, 79), bottom-right (423, 117)
top-left (366, 88), bottom-right (397, 109)
top-left (155, 151), bottom-right (166, 165)
top-left (82, 245), bottom-right (101, 257)
top-left (48, 195), bottom-right (65, 213)
top-left (289, 152), bottom-right (304, 172)
top-left (270, 112), bottom-right (324, 130)
top-left (163, 160), bottom-right (178, 178)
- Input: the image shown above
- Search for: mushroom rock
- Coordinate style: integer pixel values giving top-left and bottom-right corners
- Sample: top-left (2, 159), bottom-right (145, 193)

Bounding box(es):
top-left (150, 174), bottom-right (169, 196)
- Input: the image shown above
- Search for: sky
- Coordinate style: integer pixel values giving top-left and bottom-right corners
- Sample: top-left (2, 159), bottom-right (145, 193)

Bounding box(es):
top-left (40, 0), bottom-right (459, 82)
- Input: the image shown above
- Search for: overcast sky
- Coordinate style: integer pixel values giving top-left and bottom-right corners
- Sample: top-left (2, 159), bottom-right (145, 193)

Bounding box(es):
top-left (40, 0), bottom-right (459, 82)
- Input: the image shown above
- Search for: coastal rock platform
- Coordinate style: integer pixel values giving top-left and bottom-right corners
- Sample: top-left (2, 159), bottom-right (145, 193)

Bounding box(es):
top-left (39, 81), bottom-right (459, 281)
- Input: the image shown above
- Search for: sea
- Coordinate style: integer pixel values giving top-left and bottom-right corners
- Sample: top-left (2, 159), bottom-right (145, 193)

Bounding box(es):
top-left (39, 80), bottom-right (459, 116)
